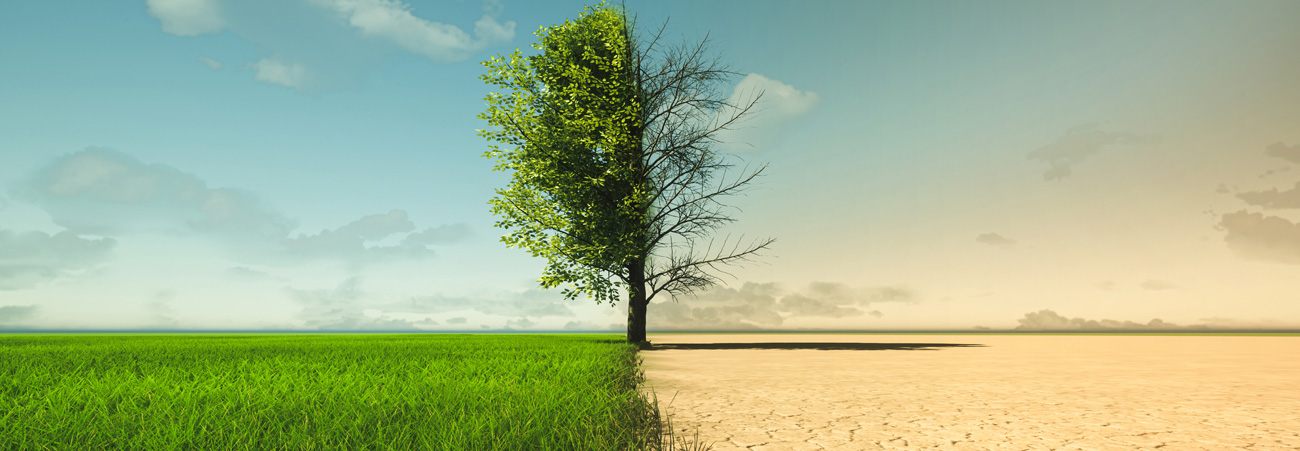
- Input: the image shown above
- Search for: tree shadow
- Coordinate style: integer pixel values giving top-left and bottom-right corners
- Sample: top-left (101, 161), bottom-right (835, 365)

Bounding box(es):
top-left (642, 342), bottom-right (986, 351)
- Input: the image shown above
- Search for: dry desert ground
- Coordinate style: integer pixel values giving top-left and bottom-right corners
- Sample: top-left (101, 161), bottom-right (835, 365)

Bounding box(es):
top-left (637, 333), bottom-right (1300, 451)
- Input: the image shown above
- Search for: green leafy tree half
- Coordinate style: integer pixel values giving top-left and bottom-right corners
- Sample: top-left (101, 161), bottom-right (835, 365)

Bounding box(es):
top-left (478, 2), bottom-right (773, 344)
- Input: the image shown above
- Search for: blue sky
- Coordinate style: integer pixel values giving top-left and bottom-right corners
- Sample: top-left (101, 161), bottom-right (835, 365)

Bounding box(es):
top-left (2, 0), bottom-right (1299, 332)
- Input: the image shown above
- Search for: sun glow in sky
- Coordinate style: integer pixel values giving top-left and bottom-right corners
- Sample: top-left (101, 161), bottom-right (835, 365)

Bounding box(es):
top-left (2, 0), bottom-right (1298, 332)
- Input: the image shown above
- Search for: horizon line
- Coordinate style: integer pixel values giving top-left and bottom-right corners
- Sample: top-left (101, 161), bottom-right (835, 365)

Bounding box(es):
top-left (2, 329), bottom-right (1299, 334)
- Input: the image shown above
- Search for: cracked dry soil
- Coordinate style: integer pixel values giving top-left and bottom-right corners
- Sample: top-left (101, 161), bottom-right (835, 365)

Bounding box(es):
top-left (637, 334), bottom-right (1300, 451)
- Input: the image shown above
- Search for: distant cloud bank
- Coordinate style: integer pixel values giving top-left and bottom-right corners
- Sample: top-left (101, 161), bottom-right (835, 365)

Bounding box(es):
top-left (1013, 309), bottom-right (1296, 331)
top-left (647, 281), bottom-right (915, 330)
top-left (1015, 309), bottom-right (1201, 331)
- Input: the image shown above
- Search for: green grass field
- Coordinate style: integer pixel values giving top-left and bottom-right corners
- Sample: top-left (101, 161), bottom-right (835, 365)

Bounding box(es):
top-left (0, 333), bottom-right (706, 451)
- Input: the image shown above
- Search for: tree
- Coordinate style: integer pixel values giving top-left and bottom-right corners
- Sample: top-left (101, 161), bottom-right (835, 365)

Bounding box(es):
top-left (477, 2), bottom-right (773, 344)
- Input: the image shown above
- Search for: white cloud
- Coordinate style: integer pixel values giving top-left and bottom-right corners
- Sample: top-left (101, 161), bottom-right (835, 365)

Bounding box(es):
top-left (714, 73), bottom-right (820, 152)
top-left (147, 0), bottom-right (226, 36)
top-left (152, 0), bottom-right (512, 92)
top-left (473, 14), bottom-right (514, 45)
top-left (316, 0), bottom-right (515, 61)
top-left (153, 0), bottom-right (515, 93)
top-left (251, 58), bottom-right (312, 90)
top-left (197, 56), bottom-right (223, 70)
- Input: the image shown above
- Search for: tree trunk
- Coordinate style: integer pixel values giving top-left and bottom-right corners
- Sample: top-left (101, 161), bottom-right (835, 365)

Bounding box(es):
top-left (626, 257), bottom-right (648, 345)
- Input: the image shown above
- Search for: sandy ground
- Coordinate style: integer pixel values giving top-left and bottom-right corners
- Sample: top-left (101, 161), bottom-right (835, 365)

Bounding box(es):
top-left (637, 334), bottom-right (1300, 451)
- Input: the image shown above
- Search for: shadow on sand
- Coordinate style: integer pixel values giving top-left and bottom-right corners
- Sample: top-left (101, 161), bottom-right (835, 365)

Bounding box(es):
top-left (641, 342), bottom-right (986, 351)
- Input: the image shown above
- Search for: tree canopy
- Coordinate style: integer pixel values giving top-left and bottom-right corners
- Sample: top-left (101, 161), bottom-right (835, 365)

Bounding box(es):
top-left (478, 2), bottom-right (772, 343)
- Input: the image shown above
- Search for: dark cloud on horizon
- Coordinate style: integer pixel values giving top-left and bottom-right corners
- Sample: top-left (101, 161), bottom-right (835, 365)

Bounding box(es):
top-left (646, 281), bottom-right (916, 330)
top-left (1027, 124), bottom-right (1159, 181)
top-left (1014, 309), bottom-right (1204, 331)
top-left (975, 232), bottom-right (1016, 248)
top-left (1014, 311), bottom-right (1300, 331)
top-left (0, 229), bottom-right (116, 290)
